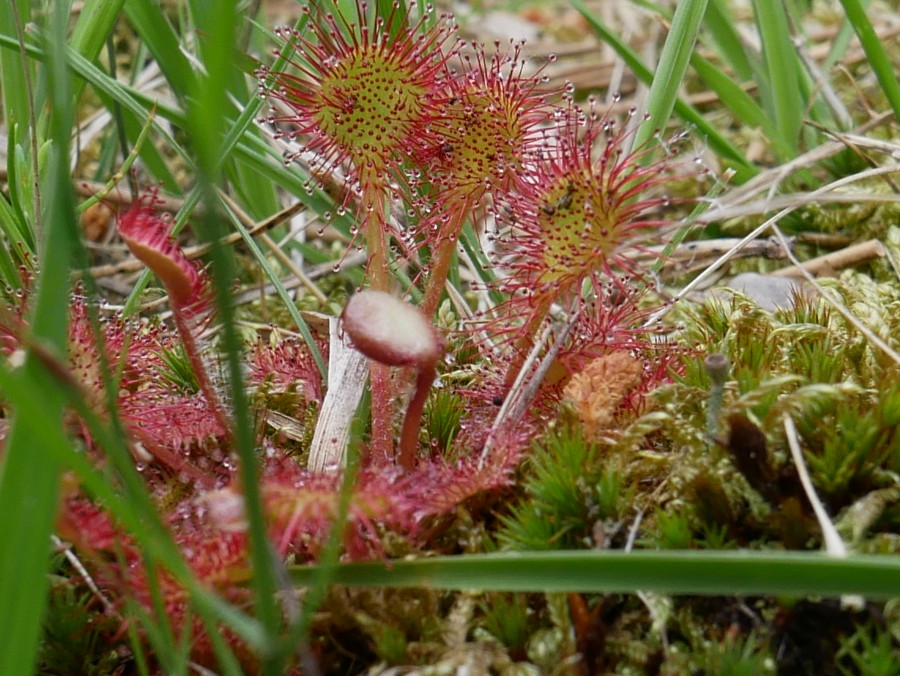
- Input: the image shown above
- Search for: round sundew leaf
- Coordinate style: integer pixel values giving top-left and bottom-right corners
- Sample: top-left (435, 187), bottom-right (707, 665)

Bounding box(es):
top-left (312, 48), bottom-right (429, 174)
top-left (341, 290), bottom-right (441, 368)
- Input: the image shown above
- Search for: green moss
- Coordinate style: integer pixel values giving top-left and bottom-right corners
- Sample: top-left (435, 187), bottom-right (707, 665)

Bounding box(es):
top-left (498, 426), bottom-right (632, 551)
top-left (422, 389), bottom-right (464, 457)
top-left (38, 558), bottom-right (126, 675)
top-left (837, 623), bottom-right (900, 676)
top-left (479, 593), bottom-right (532, 657)
top-left (156, 342), bottom-right (200, 395)
top-left (649, 509), bottom-right (694, 549)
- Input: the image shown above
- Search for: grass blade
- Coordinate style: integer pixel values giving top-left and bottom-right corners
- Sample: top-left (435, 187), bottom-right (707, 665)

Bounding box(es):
top-left (0, 1), bottom-right (31, 144)
top-left (0, 6), bottom-right (78, 673)
top-left (569, 0), bottom-right (755, 179)
top-left (632, 0), bottom-right (708, 152)
top-left (70, 0), bottom-right (126, 63)
top-left (221, 198), bottom-right (328, 379)
top-left (838, 0), bottom-right (900, 122)
top-left (690, 51), bottom-right (795, 161)
top-left (123, 0), bottom-right (197, 98)
top-left (183, 1), bottom-right (284, 671)
top-left (702, 0), bottom-right (755, 82)
top-left (288, 550), bottom-right (900, 599)
top-left (751, 0), bottom-right (804, 155)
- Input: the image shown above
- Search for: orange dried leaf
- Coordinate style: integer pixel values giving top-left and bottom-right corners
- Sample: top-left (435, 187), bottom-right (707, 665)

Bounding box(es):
top-left (563, 352), bottom-right (644, 440)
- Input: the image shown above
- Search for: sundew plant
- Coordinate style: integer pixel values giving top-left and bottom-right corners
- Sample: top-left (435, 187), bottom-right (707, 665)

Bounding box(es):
top-left (1, 0), bottom-right (900, 673)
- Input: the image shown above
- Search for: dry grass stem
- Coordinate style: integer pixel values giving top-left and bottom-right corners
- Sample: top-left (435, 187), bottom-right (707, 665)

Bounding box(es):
top-left (773, 239), bottom-right (886, 278)
top-left (481, 307), bottom-right (580, 468)
top-left (648, 162), bottom-right (900, 327)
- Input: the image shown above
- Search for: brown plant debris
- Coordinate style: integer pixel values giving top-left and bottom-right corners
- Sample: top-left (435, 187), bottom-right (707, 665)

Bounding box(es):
top-left (563, 352), bottom-right (644, 441)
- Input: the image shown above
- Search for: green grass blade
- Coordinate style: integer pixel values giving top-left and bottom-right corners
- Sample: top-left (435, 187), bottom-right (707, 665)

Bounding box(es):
top-left (632, 0), bottom-right (708, 152)
top-left (76, 106), bottom-right (156, 213)
top-left (219, 35), bottom-right (279, 220)
top-left (838, 0), bottom-right (900, 121)
top-left (569, 0), bottom-right (755, 179)
top-left (0, 6), bottom-right (78, 673)
top-left (822, 0), bottom-right (871, 73)
top-left (0, 371), bottom-right (69, 676)
top-left (0, 186), bottom-right (33, 261)
top-left (288, 550), bottom-right (900, 599)
top-left (460, 221), bottom-right (504, 307)
top-left (221, 199), bottom-right (328, 379)
top-left (183, 1), bottom-right (284, 671)
top-left (123, 0), bottom-right (197, 98)
top-left (0, 200), bottom-right (22, 285)
top-left (69, 0), bottom-right (126, 64)
top-left (277, 428), bottom-right (365, 661)
top-left (0, 1), bottom-right (31, 141)
top-left (115, 105), bottom-right (180, 190)
top-left (690, 51), bottom-right (795, 161)
top-left (751, 0), bottom-right (804, 155)
top-left (702, 0), bottom-right (755, 82)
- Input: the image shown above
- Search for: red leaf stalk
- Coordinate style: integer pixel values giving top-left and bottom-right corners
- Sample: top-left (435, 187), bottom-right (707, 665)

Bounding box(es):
top-left (117, 190), bottom-right (232, 437)
top-left (261, 1), bottom-right (457, 460)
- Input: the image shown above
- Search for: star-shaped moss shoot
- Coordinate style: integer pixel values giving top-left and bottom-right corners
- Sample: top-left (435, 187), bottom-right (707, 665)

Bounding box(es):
top-left (341, 290), bottom-right (443, 470)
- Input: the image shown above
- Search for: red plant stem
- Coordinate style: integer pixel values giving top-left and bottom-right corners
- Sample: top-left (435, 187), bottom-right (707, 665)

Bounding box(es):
top-left (363, 193), bottom-right (395, 464)
top-left (172, 310), bottom-right (233, 440)
top-left (364, 196), bottom-right (390, 292)
top-left (422, 201), bottom-right (470, 317)
top-left (422, 241), bottom-right (454, 318)
top-left (501, 295), bottom-right (553, 393)
top-left (397, 364), bottom-right (435, 471)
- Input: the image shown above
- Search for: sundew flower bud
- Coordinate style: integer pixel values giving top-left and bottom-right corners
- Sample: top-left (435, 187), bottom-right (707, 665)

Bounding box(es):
top-left (260, 1), bottom-right (457, 193)
top-left (117, 188), bottom-right (230, 434)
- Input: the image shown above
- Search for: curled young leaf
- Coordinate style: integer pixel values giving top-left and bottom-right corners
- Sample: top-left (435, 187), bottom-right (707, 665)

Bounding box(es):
top-left (117, 192), bottom-right (202, 309)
